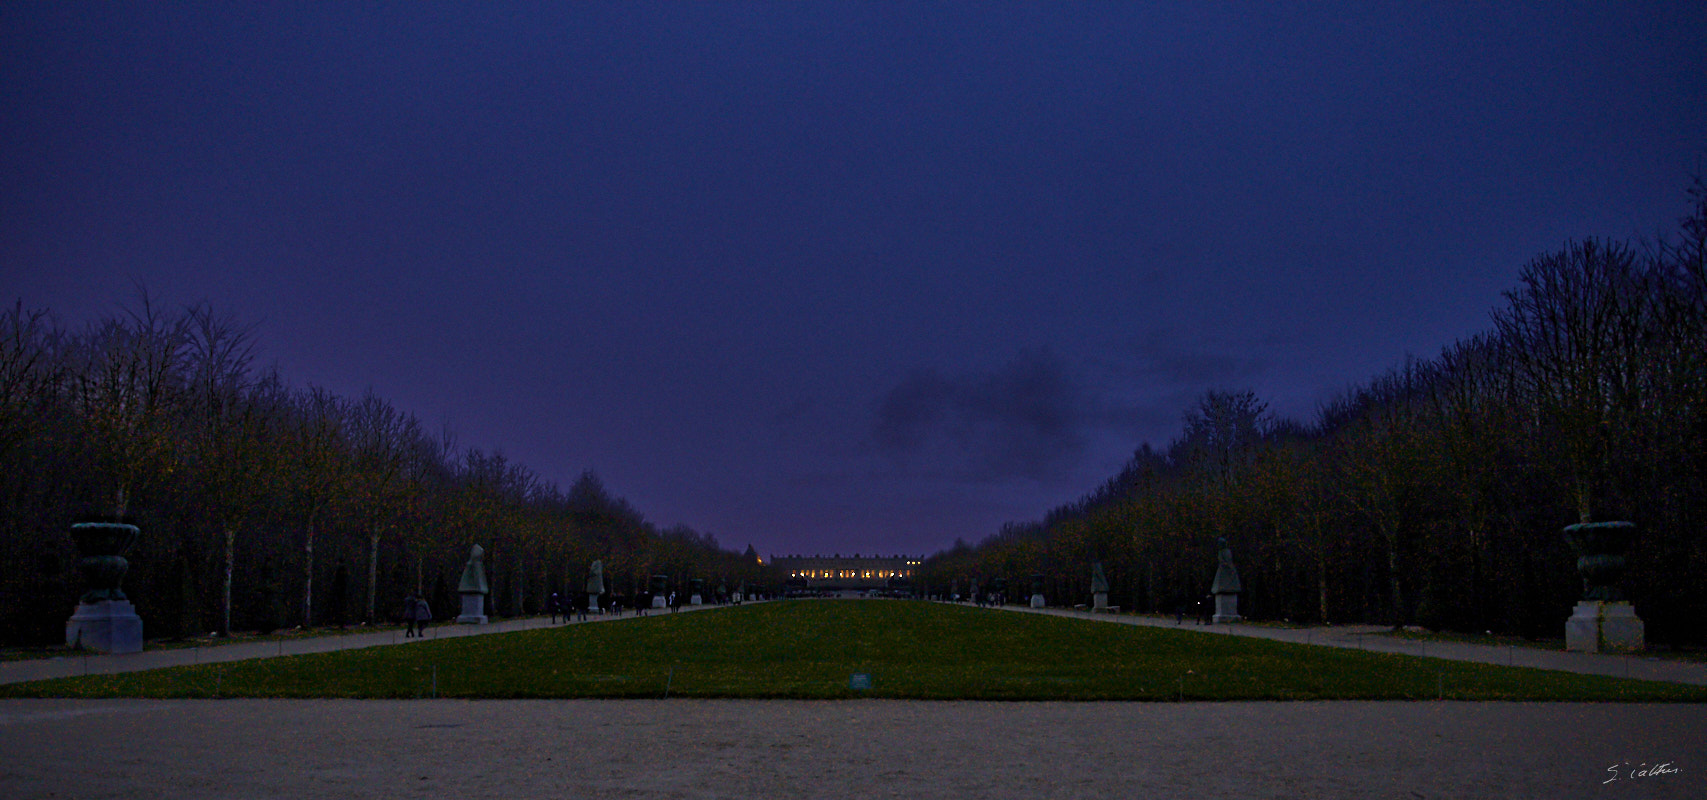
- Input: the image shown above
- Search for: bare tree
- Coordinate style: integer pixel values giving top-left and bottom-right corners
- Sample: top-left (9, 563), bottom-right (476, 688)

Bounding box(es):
top-left (1492, 239), bottom-right (1653, 523)
top-left (346, 390), bottom-right (419, 623)
top-left (0, 302), bottom-right (56, 460)
top-left (1652, 174), bottom-right (1707, 475)
top-left (1419, 334), bottom-right (1515, 628)
top-left (1175, 389), bottom-right (1271, 494)
top-left (184, 303), bottom-right (273, 636)
top-left (1330, 363), bottom-right (1430, 628)
top-left (283, 387), bottom-right (350, 627)
top-left (67, 293), bottom-right (192, 518)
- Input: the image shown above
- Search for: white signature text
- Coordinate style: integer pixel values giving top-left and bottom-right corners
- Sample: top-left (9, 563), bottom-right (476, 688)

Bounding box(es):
top-left (1603, 761), bottom-right (1681, 784)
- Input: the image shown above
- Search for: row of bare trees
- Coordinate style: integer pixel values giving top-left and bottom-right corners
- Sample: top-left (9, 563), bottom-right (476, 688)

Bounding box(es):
top-left (921, 176), bottom-right (1707, 646)
top-left (0, 298), bottom-right (767, 646)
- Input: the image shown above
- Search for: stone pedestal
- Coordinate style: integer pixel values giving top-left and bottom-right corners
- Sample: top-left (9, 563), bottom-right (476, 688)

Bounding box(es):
top-left (1030, 593), bottom-right (1045, 608)
top-left (66, 600), bottom-right (143, 653)
top-left (1093, 592), bottom-right (1108, 611)
top-left (588, 598), bottom-right (600, 614)
top-left (652, 595), bottom-right (667, 609)
top-left (690, 594), bottom-right (702, 606)
top-left (456, 592), bottom-right (488, 624)
top-left (1566, 600), bottom-right (1644, 653)
top-left (1212, 592), bottom-right (1241, 624)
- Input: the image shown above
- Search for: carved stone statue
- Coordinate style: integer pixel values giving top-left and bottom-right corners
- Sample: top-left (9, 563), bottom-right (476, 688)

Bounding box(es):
top-left (1211, 537), bottom-right (1241, 594)
top-left (586, 559), bottom-right (605, 596)
top-left (458, 544), bottom-right (490, 594)
top-left (1210, 537), bottom-right (1242, 623)
top-left (585, 559), bottom-right (605, 613)
top-left (456, 544), bottom-right (490, 624)
top-left (1091, 562), bottom-right (1109, 594)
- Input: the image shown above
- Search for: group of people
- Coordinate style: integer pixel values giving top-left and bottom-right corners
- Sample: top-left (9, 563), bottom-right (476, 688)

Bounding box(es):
top-left (545, 592), bottom-right (641, 623)
top-left (400, 593), bottom-right (433, 637)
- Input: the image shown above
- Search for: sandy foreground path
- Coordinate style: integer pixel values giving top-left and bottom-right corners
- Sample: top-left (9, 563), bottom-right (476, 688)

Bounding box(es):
top-left (0, 698), bottom-right (1699, 799)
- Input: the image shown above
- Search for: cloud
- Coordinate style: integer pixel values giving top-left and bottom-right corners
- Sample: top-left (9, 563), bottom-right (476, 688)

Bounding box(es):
top-left (1076, 328), bottom-right (1279, 449)
top-left (873, 349), bottom-right (1088, 481)
top-left (1128, 327), bottom-right (1268, 386)
top-left (870, 333), bottom-right (1282, 484)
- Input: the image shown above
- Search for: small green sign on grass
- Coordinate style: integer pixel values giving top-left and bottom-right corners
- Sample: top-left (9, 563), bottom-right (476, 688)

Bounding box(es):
top-left (849, 673), bottom-right (872, 691)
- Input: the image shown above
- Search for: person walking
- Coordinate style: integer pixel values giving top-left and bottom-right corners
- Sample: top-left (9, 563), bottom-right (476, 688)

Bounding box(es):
top-left (403, 593), bottom-right (420, 638)
top-left (576, 592), bottom-right (589, 622)
top-left (414, 595), bottom-right (433, 637)
top-left (547, 592), bottom-right (562, 624)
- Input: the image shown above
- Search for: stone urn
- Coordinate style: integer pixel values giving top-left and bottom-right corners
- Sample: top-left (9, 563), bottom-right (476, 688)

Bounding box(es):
top-left (66, 520), bottom-right (145, 653)
top-left (71, 521), bottom-right (140, 604)
top-left (1562, 521), bottom-right (1643, 653)
top-left (1562, 521), bottom-right (1634, 601)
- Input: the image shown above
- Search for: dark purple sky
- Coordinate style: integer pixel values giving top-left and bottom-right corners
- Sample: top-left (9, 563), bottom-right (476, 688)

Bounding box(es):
top-left (5, 4), bottom-right (1704, 559)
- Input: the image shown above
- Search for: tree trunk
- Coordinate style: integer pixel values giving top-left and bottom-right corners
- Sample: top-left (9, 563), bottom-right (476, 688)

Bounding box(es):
top-left (1468, 523), bottom-right (1483, 631)
top-left (1316, 545), bottom-right (1330, 624)
top-left (1385, 526), bottom-right (1404, 629)
top-left (1311, 513), bottom-right (1331, 624)
top-left (1274, 551), bottom-right (1285, 620)
top-left (514, 555), bottom-right (525, 615)
top-left (222, 528), bottom-right (235, 636)
top-left (367, 528), bottom-right (380, 624)
top-left (1144, 560), bottom-right (1156, 613)
top-left (1318, 570), bottom-right (1330, 624)
top-left (303, 519), bottom-right (315, 628)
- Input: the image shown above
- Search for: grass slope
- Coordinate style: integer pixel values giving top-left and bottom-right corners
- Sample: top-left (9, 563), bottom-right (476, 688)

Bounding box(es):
top-left (5, 601), bottom-right (1703, 701)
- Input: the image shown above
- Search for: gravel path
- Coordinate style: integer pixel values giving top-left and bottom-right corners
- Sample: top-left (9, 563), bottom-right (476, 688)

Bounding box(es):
top-left (0, 698), bottom-right (1700, 799)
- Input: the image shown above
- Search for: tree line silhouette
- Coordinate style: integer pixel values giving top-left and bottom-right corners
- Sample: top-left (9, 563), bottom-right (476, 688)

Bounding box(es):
top-left (0, 298), bottom-right (766, 646)
top-left (920, 174), bottom-right (1707, 647)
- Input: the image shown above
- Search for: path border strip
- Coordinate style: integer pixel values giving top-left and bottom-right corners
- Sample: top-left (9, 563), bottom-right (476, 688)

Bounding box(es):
top-left (973, 601), bottom-right (1707, 686)
top-left (0, 601), bottom-right (736, 686)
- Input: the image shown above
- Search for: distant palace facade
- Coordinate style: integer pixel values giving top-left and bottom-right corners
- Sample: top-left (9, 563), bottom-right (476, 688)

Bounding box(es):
top-left (771, 553), bottom-right (923, 591)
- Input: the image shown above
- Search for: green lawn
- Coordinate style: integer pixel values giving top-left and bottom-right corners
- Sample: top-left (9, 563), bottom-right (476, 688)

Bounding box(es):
top-left (4, 600), bottom-right (1703, 701)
